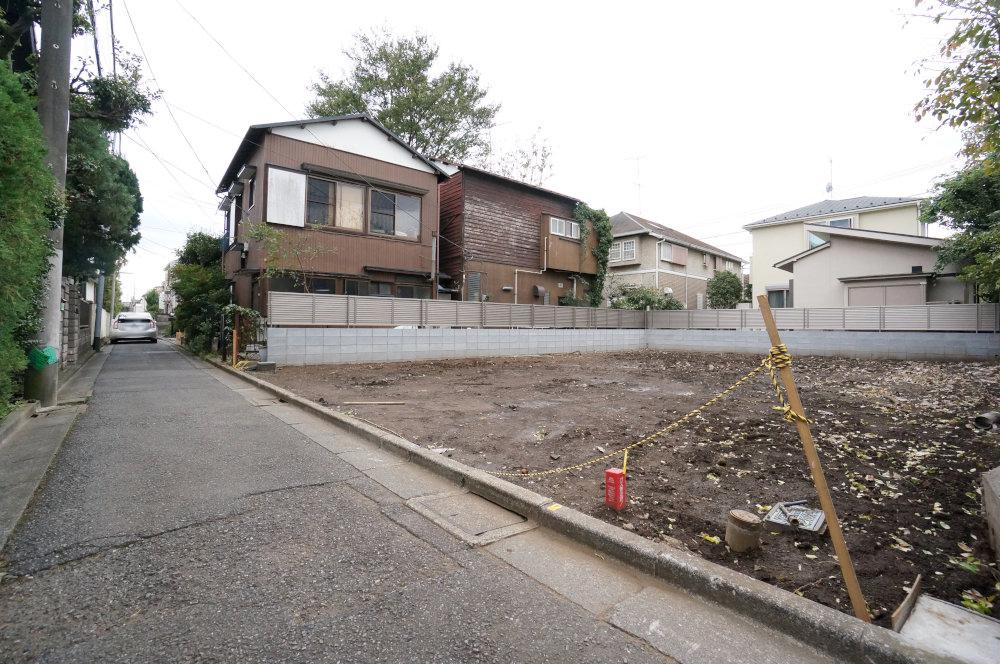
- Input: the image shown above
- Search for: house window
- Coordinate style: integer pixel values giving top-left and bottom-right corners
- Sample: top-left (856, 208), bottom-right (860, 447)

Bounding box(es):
top-left (247, 177), bottom-right (256, 209)
top-left (702, 253), bottom-right (709, 267)
top-left (371, 190), bottom-right (420, 239)
top-left (550, 217), bottom-right (581, 239)
top-left (609, 242), bottom-right (622, 262)
top-left (307, 178), bottom-right (335, 226)
top-left (621, 239), bottom-right (636, 260)
top-left (397, 284), bottom-right (431, 299)
top-left (767, 290), bottom-right (788, 308)
top-left (371, 282), bottom-right (393, 297)
top-left (807, 231), bottom-right (826, 248)
top-left (344, 279), bottom-right (368, 296)
top-left (467, 272), bottom-right (482, 301)
top-left (725, 260), bottom-right (735, 272)
top-left (827, 218), bottom-right (852, 228)
top-left (660, 243), bottom-right (673, 262)
top-left (306, 177), bottom-right (366, 230)
top-left (312, 278), bottom-right (333, 294)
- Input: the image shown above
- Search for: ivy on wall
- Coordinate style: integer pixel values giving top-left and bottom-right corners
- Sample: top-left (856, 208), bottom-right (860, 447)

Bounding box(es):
top-left (574, 202), bottom-right (614, 307)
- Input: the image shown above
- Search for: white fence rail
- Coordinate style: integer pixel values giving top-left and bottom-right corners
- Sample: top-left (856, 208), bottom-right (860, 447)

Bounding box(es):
top-left (267, 292), bottom-right (999, 332)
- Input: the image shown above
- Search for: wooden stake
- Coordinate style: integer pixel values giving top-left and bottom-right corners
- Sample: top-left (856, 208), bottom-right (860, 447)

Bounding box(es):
top-left (756, 295), bottom-right (870, 622)
top-left (231, 313), bottom-right (239, 368)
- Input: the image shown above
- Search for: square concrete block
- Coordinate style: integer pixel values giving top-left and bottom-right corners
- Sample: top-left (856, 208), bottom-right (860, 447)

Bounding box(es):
top-left (486, 529), bottom-right (644, 615)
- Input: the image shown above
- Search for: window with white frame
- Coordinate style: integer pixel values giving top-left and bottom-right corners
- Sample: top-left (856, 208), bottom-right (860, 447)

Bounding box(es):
top-left (609, 241), bottom-right (622, 262)
top-left (827, 218), bottom-right (852, 228)
top-left (550, 217), bottom-right (581, 239)
top-left (725, 260), bottom-right (735, 272)
top-left (621, 238), bottom-right (636, 260)
top-left (659, 243), bottom-right (673, 262)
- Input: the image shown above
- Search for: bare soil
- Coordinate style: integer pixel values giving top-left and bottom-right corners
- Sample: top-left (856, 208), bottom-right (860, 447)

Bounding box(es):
top-left (268, 351), bottom-right (1000, 625)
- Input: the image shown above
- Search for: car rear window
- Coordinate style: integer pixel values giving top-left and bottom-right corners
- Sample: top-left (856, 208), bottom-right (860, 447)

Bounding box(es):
top-left (121, 316), bottom-right (153, 322)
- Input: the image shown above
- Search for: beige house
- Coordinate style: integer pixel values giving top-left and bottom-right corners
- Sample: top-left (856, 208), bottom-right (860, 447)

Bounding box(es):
top-left (744, 197), bottom-right (928, 307)
top-left (608, 212), bottom-right (744, 309)
top-left (774, 224), bottom-right (970, 307)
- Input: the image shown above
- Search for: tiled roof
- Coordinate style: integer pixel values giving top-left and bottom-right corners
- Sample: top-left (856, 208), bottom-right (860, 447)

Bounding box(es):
top-left (610, 212), bottom-right (744, 263)
top-left (746, 196), bottom-right (921, 228)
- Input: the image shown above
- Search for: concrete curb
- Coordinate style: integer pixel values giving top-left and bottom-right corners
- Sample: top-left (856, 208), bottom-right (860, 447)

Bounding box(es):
top-left (0, 401), bottom-right (38, 447)
top-left (203, 355), bottom-right (957, 664)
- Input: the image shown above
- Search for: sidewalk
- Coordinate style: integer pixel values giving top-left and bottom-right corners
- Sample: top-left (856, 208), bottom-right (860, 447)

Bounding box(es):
top-left (0, 343), bottom-right (890, 661)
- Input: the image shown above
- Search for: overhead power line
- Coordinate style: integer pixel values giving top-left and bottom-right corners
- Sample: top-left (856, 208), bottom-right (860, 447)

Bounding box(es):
top-left (121, 0), bottom-right (216, 185)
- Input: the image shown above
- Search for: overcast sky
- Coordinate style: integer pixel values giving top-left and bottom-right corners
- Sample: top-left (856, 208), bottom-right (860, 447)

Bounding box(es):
top-left (82, 1), bottom-right (963, 301)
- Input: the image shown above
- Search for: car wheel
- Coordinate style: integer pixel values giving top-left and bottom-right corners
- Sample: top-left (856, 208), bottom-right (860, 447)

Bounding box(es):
top-left (150, 338), bottom-right (157, 343)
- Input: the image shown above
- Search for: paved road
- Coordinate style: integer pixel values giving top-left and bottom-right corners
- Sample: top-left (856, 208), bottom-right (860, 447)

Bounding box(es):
top-left (0, 343), bottom-right (667, 662)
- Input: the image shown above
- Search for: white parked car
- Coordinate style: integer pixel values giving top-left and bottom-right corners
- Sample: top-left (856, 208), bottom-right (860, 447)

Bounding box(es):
top-left (110, 313), bottom-right (158, 343)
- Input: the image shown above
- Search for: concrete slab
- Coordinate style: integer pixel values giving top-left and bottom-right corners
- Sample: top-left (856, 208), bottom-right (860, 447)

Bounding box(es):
top-left (487, 528), bottom-right (644, 615)
top-left (407, 491), bottom-right (536, 546)
top-left (337, 447), bottom-right (404, 471)
top-left (364, 464), bottom-right (456, 500)
top-left (900, 594), bottom-right (1000, 664)
top-left (259, 403), bottom-right (316, 425)
top-left (983, 466), bottom-right (1000, 563)
top-left (0, 405), bottom-right (82, 550)
top-left (292, 422), bottom-right (370, 454)
top-left (233, 387), bottom-right (280, 406)
top-left (610, 586), bottom-right (836, 664)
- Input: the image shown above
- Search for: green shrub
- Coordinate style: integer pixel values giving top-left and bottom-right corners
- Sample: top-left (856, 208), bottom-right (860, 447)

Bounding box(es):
top-left (172, 232), bottom-right (228, 354)
top-left (0, 61), bottom-right (60, 411)
top-left (706, 271), bottom-right (743, 309)
top-left (608, 284), bottom-right (683, 310)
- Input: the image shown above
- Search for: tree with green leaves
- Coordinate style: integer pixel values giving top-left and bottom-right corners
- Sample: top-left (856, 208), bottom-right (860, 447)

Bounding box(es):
top-left (0, 57), bottom-right (62, 412)
top-left (143, 288), bottom-right (160, 316)
top-left (62, 119), bottom-right (142, 278)
top-left (706, 271), bottom-right (743, 309)
top-left (913, 0), bottom-right (1000, 163)
top-left (921, 162), bottom-right (1000, 300)
top-left (171, 232), bottom-right (229, 354)
top-left (307, 29), bottom-right (499, 160)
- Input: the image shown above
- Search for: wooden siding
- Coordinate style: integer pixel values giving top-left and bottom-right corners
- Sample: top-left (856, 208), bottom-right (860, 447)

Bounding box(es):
top-left (224, 133), bottom-right (439, 290)
top-left (462, 171), bottom-right (576, 269)
top-left (439, 172), bottom-right (465, 283)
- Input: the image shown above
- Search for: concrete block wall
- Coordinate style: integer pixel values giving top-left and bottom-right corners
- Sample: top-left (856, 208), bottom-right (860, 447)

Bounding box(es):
top-left (645, 329), bottom-right (1000, 361)
top-left (265, 327), bottom-right (999, 365)
top-left (266, 328), bottom-right (648, 366)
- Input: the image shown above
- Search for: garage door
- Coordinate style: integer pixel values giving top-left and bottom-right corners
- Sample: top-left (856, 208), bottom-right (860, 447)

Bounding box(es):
top-left (847, 284), bottom-right (924, 306)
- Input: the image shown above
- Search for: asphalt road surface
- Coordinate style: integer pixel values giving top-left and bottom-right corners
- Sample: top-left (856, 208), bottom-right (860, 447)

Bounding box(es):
top-left (0, 342), bottom-right (668, 662)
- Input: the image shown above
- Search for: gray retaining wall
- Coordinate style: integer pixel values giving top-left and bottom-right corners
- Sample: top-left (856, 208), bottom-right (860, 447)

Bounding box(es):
top-left (266, 327), bottom-right (647, 365)
top-left (265, 327), bottom-right (1000, 365)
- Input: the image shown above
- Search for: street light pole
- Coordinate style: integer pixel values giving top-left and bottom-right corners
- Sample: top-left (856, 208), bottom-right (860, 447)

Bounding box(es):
top-left (24, 0), bottom-right (74, 407)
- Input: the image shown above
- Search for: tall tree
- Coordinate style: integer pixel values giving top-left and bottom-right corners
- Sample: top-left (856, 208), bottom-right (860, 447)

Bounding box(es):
top-left (307, 29), bottom-right (499, 160)
top-left (913, 0), bottom-right (1000, 162)
top-left (62, 118), bottom-right (142, 277)
top-left (171, 232), bottom-right (228, 354)
top-left (922, 162), bottom-right (1000, 301)
top-left (479, 129), bottom-right (554, 185)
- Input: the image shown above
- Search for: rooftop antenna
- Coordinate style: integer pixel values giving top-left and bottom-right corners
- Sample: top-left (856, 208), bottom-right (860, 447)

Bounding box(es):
top-left (825, 157), bottom-right (834, 199)
top-left (627, 154), bottom-right (645, 213)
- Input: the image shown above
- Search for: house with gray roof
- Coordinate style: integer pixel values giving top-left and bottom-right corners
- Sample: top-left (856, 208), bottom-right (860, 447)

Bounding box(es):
top-left (608, 212), bottom-right (745, 309)
top-left (743, 196), bottom-right (928, 307)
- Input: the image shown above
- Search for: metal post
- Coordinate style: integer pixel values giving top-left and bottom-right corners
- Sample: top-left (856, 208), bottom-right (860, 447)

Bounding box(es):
top-left (757, 295), bottom-right (870, 623)
top-left (24, 0), bottom-right (74, 407)
top-left (93, 273), bottom-right (105, 351)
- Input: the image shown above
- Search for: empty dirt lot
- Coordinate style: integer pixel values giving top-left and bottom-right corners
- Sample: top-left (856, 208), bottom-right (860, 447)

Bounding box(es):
top-left (268, 350), bottom-right (1000, 624)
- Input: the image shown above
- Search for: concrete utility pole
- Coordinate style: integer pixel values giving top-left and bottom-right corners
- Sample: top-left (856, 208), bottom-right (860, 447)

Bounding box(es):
top-left (25, 0), bottom-right (75, 407)
top-left (93, 272), bottom-right (105, 351)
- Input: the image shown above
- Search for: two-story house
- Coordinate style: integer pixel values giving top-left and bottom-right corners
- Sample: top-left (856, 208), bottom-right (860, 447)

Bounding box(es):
top-left (607, 212), bottom-right (744, 309)
top-left (436, 163), bottom-right (598, 304)
top-left (216, 114), bottom-right (449, 314)
top-left (744, 196), bottom-right (930, 307)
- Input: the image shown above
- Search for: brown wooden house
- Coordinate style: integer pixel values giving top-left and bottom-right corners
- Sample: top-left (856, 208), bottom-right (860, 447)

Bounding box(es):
top-left (436, 164), bottom-right (598, 304)
top-left (216, 114), bottom-right (449, 314)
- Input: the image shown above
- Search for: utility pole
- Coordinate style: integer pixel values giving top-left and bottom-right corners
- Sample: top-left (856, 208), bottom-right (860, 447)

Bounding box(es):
top-left (25, 0), bottom-right (75, 407)
top-left (93, 272), bottom-right (105, 351)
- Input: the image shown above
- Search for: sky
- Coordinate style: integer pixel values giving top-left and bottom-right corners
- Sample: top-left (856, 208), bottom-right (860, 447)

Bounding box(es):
top-left (78, 1), bottom-right (965, 301)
